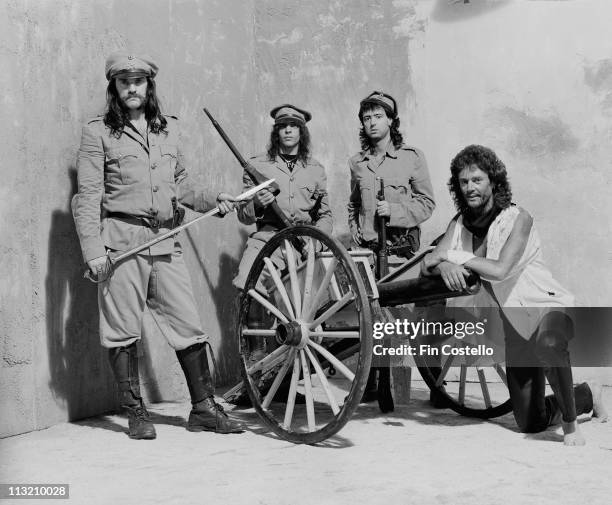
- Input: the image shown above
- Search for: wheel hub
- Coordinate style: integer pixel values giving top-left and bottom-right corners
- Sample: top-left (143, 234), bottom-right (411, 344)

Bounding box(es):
top-left (275, 320), bottom-right (309, 348)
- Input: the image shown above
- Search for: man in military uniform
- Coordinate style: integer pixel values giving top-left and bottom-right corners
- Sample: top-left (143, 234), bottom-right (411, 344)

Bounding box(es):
top-left (72, 52), bottom-right (244, 439)
top-left (348, 91), bottom-right (436, 402)
top-left (233, 104), bottom-right (333, 290)
top-left (225, 105), bottom-right (332, 405)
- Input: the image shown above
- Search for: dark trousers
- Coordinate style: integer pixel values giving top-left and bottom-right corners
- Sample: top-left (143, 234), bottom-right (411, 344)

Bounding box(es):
top-left (503, 311), bottom-right (593, 432)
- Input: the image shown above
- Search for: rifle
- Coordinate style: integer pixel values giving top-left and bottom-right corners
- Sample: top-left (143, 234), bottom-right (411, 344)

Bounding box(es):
top-left (203, 108), bottom-right (306, 253)
top-left (374, 177), bottom-right (394, 413)
top-left (203, 109), bottom-right (279, 191)
top-left (376, 177), bottom-right (389, 278)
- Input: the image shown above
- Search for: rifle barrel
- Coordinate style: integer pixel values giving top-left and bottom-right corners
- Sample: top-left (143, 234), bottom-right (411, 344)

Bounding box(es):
top-left (203, 108), bottom-right (248, 168)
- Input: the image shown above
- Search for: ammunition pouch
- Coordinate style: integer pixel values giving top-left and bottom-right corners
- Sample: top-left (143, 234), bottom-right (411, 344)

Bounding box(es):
top-left (367, 226), bottom-right (420, 259)
top-left (387, 226), bottom-right (420, 258)
top-left (171, 197), bottom-right (186, 229)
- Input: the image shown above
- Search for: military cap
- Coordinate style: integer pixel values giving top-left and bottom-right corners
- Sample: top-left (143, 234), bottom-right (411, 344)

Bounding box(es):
top-left (359, 90), bottom-right (398, 118)
top-left (105, 52), bottom-right (159, 81)
top-left (270, 104), bottom-right (312, 125)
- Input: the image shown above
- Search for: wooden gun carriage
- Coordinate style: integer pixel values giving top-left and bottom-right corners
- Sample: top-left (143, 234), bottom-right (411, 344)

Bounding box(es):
top-left (230, 225), bottom-right (512, 444)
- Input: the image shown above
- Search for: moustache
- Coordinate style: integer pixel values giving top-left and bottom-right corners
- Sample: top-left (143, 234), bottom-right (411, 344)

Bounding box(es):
top-left (124, 94), bottom-right (146, 101)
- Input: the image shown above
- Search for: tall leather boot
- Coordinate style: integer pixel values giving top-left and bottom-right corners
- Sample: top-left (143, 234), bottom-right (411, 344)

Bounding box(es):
top-left (176, 342), bottom-right (245, 434)
top-left (108, 343), bottom-right (156, 440)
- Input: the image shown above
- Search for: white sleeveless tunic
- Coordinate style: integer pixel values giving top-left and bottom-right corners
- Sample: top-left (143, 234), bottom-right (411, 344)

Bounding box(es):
top-left (448, 206), bottom-right (574, 339)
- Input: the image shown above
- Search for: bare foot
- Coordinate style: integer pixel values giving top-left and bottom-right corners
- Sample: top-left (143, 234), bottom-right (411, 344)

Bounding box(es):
top-left (562, 420), bottom-right (586, 446)
top-left (589, 382), bottom-right (609, 423)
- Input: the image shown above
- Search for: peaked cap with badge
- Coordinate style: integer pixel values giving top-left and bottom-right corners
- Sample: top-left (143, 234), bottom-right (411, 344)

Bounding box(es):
top-left (359, 90), bottom-right (398, 118)
top-left (269, 104), bottom-right (312, 125)
top-left (105, 51), bottom-right (159, 81)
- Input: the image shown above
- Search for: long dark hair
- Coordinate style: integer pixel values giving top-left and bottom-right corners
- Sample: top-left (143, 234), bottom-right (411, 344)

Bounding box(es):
top-left (104, 77), bottom-right (167, 137)
top-left (358, 103), bottom-right (403, 151)
top-left (267, 123), bottom-right (311, 163)
top-left (448, 145), bottom-right (512, 214)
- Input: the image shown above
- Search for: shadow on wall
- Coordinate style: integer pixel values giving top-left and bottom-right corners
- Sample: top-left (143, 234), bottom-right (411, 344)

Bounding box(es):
top-left (46, 167), bottom-right (116, 422)
top-left (184, 229), bottom-right (247, 389)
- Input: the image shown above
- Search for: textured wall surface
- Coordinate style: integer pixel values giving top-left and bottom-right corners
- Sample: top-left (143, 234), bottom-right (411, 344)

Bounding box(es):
top-left (1, 0), bottom-right (611, 437)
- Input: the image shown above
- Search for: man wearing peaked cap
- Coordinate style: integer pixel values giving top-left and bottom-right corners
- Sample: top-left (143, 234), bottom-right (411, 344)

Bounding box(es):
top-left (347, 90), bottom-right (436, 405)
top-left (269, 104), bottom-right (312, 124)
top-left (234, 103), bottom-right (332, 291)
top-left (71, 52), bottom-right (245, 439)
top-left (104, 51), bottom-right (159, 80)
top-left (224, 104), bottom-right (333, 406)
top-left (348, 90), bottom-right (435, 264)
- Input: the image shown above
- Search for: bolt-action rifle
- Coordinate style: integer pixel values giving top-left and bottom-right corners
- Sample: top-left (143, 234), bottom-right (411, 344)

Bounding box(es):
top-left (374, 177), bottom-right (394, 413)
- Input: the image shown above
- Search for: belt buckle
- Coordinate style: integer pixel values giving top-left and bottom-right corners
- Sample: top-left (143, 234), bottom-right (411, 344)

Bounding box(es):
top-left (143, 216), bottom-right (160, 229)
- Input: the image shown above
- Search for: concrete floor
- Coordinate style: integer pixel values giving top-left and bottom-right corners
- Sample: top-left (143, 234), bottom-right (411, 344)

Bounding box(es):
top-left (1, 382), bottom-right (611, 505)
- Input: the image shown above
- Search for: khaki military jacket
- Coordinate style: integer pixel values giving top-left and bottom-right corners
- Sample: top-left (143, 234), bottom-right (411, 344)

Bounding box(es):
top-left (237, 153), bottom-right (333, 234)
top-left (347, 144), bottom-right (435, 243)
top-left (72, 115), bottom-right (218, 262)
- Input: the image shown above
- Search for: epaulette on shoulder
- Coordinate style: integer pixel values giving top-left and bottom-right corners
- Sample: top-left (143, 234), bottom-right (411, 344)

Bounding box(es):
top-left (87, 115), bottom-right (104, 124)
top-left (400, 144), bottom-right (420, 154)
top-left (249, 152), bottom-right (268, 161)
top-left (163, 114), bottom-right (179, 121)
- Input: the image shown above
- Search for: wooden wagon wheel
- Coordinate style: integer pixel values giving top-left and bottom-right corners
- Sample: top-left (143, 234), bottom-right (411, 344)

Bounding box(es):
top-left (415, 345), bottom-right (512, 419)
top-left (238, 225), bottom-right (373, 444)
top-left (412, 236), bottom-right (512, 419)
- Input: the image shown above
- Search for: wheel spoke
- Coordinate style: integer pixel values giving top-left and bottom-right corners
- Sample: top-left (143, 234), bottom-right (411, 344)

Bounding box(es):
top-left (305, 346), bottom-right (340, 415)
top-left (247, 289), bottom-right (289, 323)
top-left (302, 258), bottom-right (338, 322)
top-left (282, 353), bottom-right (301, 429)
top-left (458, 364), bottom-right (467, 406)
top-left (308, 330), bottom-right (360, 339)
top-left (436, 353), bottom-right (455, 387)
top-left (301, 238), bottom-right (316, 316)
top-left (262, 349), bottom-right (296, 409)
top-left (308, 340), bottom-right (355, 382)
top-left (309, 292), bottom-right (354, 329)
top-left (284, 239), bottom-right (302, 318)
top-left (493, 363), bottom-right (508, 387)
top-left (300, 349), bottom-right (316, 431)
top-left (263, 257), bottom-right (295, 320)
top-left (246, 345), bottom-right (289, 375)
top-left (477, 367), bottom-right (492, 409)
top-left (242, 329), bottom-right (277, 337)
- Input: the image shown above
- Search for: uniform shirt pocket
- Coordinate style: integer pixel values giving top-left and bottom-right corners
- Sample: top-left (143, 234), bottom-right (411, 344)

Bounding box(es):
top-left (106, 147), bottom-right (143, 185)
top-left (383, 177), bottom-right (410, 202)
top-left (300, 184), bottom-right (317, 198)
top-left (159, 144), bottom-right (178, 182)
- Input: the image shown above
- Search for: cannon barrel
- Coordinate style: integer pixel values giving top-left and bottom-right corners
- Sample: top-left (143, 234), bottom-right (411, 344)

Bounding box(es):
top-left (377, 274), bottom-right (480, 307)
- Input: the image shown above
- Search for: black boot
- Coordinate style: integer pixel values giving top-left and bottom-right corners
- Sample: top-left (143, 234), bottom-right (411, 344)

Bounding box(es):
top-left (108, 343), bottom-right (156, 440)
top-left (176, 342), bottom-right (245, 434)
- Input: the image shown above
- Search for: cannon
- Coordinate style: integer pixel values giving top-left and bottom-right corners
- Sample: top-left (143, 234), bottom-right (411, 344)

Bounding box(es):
top-left (204, 110), bottom-right (511, 444)
top-left (229, 225), bottom-right (512, 444)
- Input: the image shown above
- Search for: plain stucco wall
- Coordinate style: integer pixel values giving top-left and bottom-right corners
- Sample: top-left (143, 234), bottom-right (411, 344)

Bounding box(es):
top-left (1, 0), bottom-right (611, 437)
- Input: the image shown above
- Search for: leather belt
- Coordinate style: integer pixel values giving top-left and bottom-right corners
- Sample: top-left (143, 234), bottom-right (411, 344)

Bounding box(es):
top-left (107, 212), bottom-right (173, 230)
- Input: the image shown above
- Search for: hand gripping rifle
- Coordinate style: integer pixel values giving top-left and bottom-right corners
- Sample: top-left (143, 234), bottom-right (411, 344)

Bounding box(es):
top-left (203, 108), bottom-right (306, 253)
top-left (374, 176), bottom-right (394, 413)
top-left (84, 179), bottom-right (276, 283)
